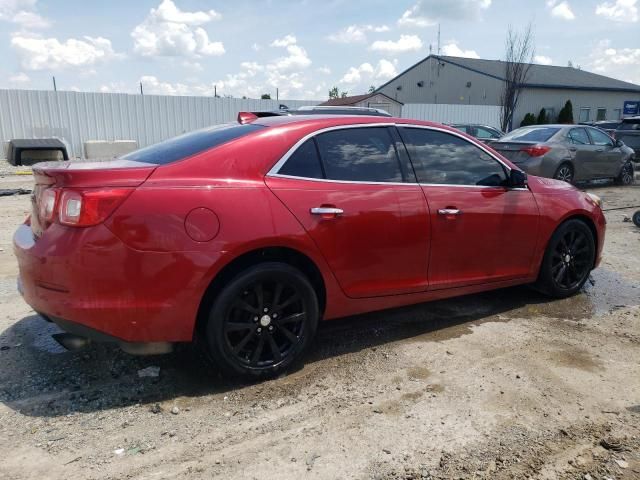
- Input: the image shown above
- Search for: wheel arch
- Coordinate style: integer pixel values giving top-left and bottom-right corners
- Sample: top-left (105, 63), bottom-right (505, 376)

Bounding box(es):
top-left (194, 246), bottom-right (327, 337)
top-left (541, 213), bottom-right (599, 272)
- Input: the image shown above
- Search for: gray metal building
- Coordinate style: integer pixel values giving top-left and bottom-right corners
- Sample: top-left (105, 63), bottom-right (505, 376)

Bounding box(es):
top-left (376, 55), bottom-right (640, 129)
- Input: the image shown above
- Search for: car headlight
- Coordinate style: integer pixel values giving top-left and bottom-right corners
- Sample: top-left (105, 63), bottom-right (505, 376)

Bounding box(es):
top-left (585, 192), bottom-right (603, 209)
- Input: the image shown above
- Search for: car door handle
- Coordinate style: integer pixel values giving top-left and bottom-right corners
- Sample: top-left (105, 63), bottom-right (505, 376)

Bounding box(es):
top-left (310, 207), bottom-right (344, 216)
top-left (438, 208), bottom-right (461, 215)
top-left (568, 147), bottom-right (577, 152)
top-left (596, 148), bottom-right (604, 152)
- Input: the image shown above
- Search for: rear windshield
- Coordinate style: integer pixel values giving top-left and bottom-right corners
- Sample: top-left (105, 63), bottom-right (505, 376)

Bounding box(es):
top-left (501, 127), bottom-right (560, 142)
top-left (619, 120), bottom-right (640, 131)
top-left (122, 123), bottom-right (264, 164)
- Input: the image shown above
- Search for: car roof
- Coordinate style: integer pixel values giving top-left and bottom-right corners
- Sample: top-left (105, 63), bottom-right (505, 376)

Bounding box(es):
top-left (251, 114), bottom-right (448, 129)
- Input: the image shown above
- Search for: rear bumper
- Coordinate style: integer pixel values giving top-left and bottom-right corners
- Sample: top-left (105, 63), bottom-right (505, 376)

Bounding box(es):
top-left (13, 223), bottom-right (214, 343)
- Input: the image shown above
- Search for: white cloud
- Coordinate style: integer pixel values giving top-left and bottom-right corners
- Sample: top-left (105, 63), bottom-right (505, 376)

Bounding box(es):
top-left (547, 0), bottom-right (576, 20)
top-left (587, 39), bottom-right (640, 84)
top-left (131, 0), bottom-right (224, 57)
top-left (398, 0), bottom-right (491, 27)
top-left (595, 0), bottom-right (638, 22)
top-left (9, 72), bottom-right (30, 83)
top-left (252, 43), bottom-right (262, 51)
top-left (0, 0), bottom-right (49, 28)
top-left (317, 66), bottom-right (331, 74)
top-left (328, 24), bottom-right (390, 44)
top-left (268, 35), bottom-right (311, 71)
top-left (11, 34), bottom-right (118, 70)
top-left (270, 34), bottom-right (297, 48)
top-left (370, 34), bottom-right (422, 54)
top-left (140, 75), bottom-right (191, 96)
top-left (534, 55), bottom-right (553, 65)
top-left (441, 42), bottom-right (480, 58)
top-left (339, 59), bottom-right (398, 85)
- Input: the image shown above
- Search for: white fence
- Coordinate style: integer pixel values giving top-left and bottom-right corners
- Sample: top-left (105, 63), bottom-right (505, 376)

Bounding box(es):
top-left (401, 103), bottom-right (502, 129)
top-left (0, 89), bottom-right (318, 158)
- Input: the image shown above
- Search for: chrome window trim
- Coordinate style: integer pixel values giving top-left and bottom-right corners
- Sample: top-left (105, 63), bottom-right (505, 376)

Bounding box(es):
top-left (267, 122), bottom-right (526, 189)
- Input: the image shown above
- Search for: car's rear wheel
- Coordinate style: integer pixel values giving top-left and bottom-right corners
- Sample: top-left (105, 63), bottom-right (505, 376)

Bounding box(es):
top-left (554, 163), bottom-right (574, 183)
top-left (614, 161), bottom-right (634, 185)
top-left (205, 262), bottom-right (319, 379)
top-left (537, 219), bottom-right (595, 298)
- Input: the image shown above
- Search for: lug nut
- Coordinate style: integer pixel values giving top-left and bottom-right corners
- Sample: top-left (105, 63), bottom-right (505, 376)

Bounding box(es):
top-left (269, 326), bottom-right (274, 331)
top-left (272, 313), bottom-right (278, 318)
top-left (253, 316), bottom-right (258, 322)
top-left (257, 327), bottom-right (262, 333)
top-left (263, 307), bottom-right (268, 313)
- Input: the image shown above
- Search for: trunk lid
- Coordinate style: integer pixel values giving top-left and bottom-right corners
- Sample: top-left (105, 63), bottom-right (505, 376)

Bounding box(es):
top-left (31, 159), bottom-right (157, 237)
top-left (491, 141), bottom-right (539, 163)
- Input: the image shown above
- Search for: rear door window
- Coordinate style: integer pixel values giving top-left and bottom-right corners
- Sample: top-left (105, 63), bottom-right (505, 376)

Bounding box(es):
top-left (568, 128), bottom-right (591, 145)
top-left (314, 127), bottom-right (406, 183)
top-left (122, 123), bottom-right (264, 165)
top-left (400, 127), bottom-right (507, 187)
top-left (279, 139), bottom-right (324, 179)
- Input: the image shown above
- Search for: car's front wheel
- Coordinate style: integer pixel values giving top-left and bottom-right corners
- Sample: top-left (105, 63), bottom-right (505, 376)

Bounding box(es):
top-left (536, 219), bottom-right (595, 298)
top-left (614, 161), bottom-right (634, 185)
top-left (205, 262), bottom-right (319, 379)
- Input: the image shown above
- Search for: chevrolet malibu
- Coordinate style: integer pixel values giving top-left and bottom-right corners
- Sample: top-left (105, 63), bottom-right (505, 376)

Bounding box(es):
top-left (14, 114), bottom-right (606, 378)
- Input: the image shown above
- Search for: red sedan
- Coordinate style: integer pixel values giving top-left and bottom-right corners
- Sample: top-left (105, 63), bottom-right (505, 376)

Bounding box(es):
top-left (14, 114), bottom-right (606, 378)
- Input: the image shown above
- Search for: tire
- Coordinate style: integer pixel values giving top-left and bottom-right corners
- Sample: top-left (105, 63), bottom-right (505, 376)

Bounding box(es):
top-left (633, 211), bottom-right (640, 228)
top-left (553, 163), bottom-right (574, 183)
top-left (536, 219), bottom-right (596, 298)
top-left (204, 262), bottom-right (319, 379)
top-left (614, 161), bottom-right (634, 186)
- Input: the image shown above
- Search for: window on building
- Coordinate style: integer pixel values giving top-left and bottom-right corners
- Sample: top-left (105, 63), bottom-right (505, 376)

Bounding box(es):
top-left (596, 108), bottom-right (607, 121)
top-left (613, 108), bottom-right (622, 120)
top-left (579, 108), bottom-right (590, 123)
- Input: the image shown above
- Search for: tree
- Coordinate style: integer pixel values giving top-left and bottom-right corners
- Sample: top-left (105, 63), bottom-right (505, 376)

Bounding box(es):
top-left (329, 86), bottom-right (349, 99)
top-left (499, 23), bottom-right (535, 132)
top-left (536, 108), bottom-right (548, 124)
top-left (557, 100), bottom-right (574, 124)
top-left (368, 85), bottom-right (376, 93)
top-left (520, 113), bottom-right (536, 127)
top-left (260, 93), bottom-right (271, 99)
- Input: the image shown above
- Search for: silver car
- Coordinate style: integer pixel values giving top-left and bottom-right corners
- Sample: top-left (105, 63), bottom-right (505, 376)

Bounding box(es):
top-left (491, 125), bottom-right (635, 185)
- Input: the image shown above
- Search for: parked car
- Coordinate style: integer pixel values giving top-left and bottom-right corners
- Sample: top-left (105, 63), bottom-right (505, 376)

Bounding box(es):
top-left (578, 120), bottom-right (621, 135)
top-left (613, 116), bottom-right (640, 162)
top-left (450, 123), bottom-right (504, 143)
top-left (14, 115), bottom-right (606, 378)
top-left (491, 124), bottom-right (634, 185)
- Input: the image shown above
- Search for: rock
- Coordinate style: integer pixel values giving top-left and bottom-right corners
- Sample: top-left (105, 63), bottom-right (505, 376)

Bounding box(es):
top-left (138, 366), bottom-right (160, 378)
top-left (150, 403), bottom-right (163, 414)
top-left (583, 474), bottom-right (592, 480)
top-left (383, 448), bottom-right (391, 454)
top-left (614, 459), bottom-right (628, 469)
top-left (113, 448), bottom-right (125, 456)
top-left (623, 215), bottom-right (631, 222)
top-left (170, 406), bottom-right (180, 415)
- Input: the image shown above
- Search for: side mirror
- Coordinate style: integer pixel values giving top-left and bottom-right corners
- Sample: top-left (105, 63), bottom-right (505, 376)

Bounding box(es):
top-left (615, 139), bottom-right (624, 148)
top-left (509, 169), bottom-right (528, 188)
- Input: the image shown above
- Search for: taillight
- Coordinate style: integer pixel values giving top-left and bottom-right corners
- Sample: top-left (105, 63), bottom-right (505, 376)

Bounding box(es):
top-left (58, 188), bottom-right (133, 227)
top-left (520, 145), bottom-right (551, 157)
top-left (39, 188), bottom-right (59, 222)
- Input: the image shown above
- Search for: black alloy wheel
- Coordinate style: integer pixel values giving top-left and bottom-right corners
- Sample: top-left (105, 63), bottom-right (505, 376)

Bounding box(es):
top-left (554, 163), bottom-right (574, 183)
top-left (537, 219), bottom-right (595, 298)
top-left (206, 263), bottom-right (319, 378)
top-left (615, 161), bottom-right (634, 185)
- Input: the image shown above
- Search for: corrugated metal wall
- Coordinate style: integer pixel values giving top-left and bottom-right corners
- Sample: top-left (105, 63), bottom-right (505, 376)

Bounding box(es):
top-left (401, 103), bottom-right (502, 128)
top-left (0, 89), bottom-right (318, 158)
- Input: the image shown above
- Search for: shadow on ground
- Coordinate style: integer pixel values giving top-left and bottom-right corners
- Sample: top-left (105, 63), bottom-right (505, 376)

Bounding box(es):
top-left (0, 267), bottom-right (637, 418)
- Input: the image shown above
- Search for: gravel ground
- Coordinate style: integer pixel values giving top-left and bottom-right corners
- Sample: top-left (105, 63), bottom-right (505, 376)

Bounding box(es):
top-left (0, 174), bottom-right (638, 480)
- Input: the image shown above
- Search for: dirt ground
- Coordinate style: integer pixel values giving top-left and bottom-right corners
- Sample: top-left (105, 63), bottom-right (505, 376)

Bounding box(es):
top-left (0, 174), bottom-right (638, 480)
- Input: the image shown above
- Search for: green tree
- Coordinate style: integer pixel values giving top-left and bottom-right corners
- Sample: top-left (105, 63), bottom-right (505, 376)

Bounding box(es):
top-left (536, 108), bottom-right (548, 125)
top-left (557, 100), bottom-right (574, 124)
top-left (520, 113), bottom-right (536, 127)
top-left (368, 85), bottom-right (376, 93)
top-left (260, 93), bottom-right (271, 99)
top-left (329, 86), bottom-right (348, 99)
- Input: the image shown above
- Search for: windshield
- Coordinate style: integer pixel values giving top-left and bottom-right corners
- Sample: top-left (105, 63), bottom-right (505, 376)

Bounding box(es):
top-left (501, 127), bottom-right (561, 142)
top-left (122, 123), bottom-right (265, 165)
top-left (618, 121), bottom-right (640, 131)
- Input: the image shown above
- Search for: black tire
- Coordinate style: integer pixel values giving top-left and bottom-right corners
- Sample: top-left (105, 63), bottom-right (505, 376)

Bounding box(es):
top-left (536, 219), bottom-right (596, 298)
top-left (633, 211), bottom-right (640, 228)
top-left (205, 262), bottom-right (319, 379)
top-left (614, 161), bottom-right (634, 186)
top-left (553, 163), bottom-right (574, 183)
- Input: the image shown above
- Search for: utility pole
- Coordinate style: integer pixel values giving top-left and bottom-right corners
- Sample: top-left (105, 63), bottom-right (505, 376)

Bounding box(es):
top-left (437, 24), bottom-right (441, 56)
top-left (140, 82), bottom-right (143, 95)
top-left (52, 76), bottom-right (57, 91)
top-left (214, 85), bottom-right (217, 97)
top-left (276, 88), bottom-right (279, 101)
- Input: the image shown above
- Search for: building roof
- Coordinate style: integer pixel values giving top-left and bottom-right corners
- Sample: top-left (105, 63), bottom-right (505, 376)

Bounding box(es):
top-left (320, 92), bottom-right (402, 106)
top-left (376, 55), bottom-right (640, 93)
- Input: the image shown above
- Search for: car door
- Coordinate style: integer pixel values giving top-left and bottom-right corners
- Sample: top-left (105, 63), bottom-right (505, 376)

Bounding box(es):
top-left (567, 127), bottom-right (598, 180)
top-left (586, 127), bottom-right (624, 177)
top-left (266, 125), bottom-right (431, 298)
top-left (398, 126), bottom-right (540, 290)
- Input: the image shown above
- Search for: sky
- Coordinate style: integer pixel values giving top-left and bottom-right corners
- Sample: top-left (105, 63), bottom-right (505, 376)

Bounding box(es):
top-left (0, 0), bottom-right (638, 100)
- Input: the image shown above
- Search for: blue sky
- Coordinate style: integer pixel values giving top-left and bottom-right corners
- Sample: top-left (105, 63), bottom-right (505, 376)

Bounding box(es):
top-left (0, 0), bottom-right (638, 99)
